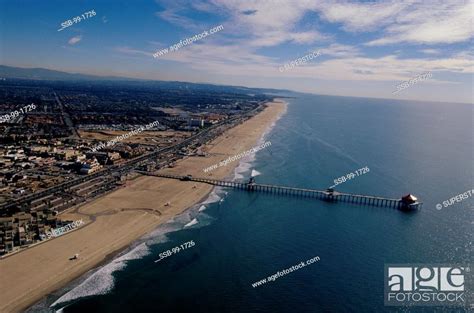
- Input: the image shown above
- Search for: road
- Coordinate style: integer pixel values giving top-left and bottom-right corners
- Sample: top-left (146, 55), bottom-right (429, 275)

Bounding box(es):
top-left (0, 103), bottom-right (264, 210)
top-left (54, 91), bottom-right (79, 138)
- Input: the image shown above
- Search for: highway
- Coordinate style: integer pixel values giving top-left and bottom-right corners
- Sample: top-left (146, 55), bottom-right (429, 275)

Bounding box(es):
top-left (0, 103), bottom-right (264, 210)
top-left (54, 91), bottom-right (79, 138)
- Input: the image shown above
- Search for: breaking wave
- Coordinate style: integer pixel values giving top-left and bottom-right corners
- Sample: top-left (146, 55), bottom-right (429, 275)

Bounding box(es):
top-left (184, 218), bottom-right (199, 228)
top-left (51, 242), bottom-right (151, 308)
top-left (45, 100), bottom-right (286, 311)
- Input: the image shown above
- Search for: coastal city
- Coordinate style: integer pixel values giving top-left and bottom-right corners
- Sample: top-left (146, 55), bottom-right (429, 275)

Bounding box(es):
top-left (0, 77), bottom-right (272, 256)
top-left (1, 1), bottom-right (472, 313)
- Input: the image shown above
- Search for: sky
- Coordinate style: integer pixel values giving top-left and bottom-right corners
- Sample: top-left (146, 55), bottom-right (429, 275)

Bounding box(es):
top-left (0, 0), bottom-right (473, 104)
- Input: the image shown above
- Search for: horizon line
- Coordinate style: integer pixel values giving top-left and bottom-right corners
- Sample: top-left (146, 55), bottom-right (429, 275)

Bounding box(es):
top-left (1, 63), bottom-right (472, 106)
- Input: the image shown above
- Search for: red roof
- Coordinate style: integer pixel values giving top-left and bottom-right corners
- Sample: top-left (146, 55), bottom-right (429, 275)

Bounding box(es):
top-left (402, 194), bottom-right (418, 203)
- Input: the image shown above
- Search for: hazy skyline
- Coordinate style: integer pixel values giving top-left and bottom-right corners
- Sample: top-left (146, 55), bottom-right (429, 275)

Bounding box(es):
top-left (1, 0), bottom-right (473, 103)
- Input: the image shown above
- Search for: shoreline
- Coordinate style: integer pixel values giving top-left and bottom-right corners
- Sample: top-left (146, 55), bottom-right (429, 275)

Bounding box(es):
top-left (0, 99), bottom-right (288, 313)
top-left (45, 182), bottom-right (225, 311)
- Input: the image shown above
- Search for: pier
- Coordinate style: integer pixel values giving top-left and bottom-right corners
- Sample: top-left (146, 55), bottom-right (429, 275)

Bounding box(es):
top-left (137, 172), bottom-right (422, 210)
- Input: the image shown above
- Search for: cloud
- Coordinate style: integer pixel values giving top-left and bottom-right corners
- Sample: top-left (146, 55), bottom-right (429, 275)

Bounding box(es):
top-left (320, 44), bottom-right (361, 58)
top-left (145, 0), bottom-right (473, 81)
top-left (115, 46), bottom-right (154, 58)
top-left (420, 49), bottom-right (441, 55)
top-left (315, 1), bottom-right (405, 32)
top-left (241, 9), bottom-right (257, 15)
top-left (309, 1), bottom-right (474, 46)
top-left (68, 35), bottom-right (82, 45)
top-left (364, 2), bottom-right (473, 46)
top-left (154, 0), bottom-right (215, 30)
top-left (154, 0), bottom-right (467, 53)
top-left (156, 0), bottom-right (473, 47)
top-left (246, 30), bottom-right (326, 47)
top-left (155, 9), bottom-right (199, 29)
top-left (141, 0), bottom-right (473, 102)
top-left (191, 0), bottom-right (328, 47)
top-left (130, 36), bottom-right (473, 83)
top-left (290, 31), bottom-right (327, 44)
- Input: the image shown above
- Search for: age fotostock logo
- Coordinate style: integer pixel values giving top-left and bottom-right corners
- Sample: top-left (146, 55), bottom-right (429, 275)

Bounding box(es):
top-left (385, 264), bottom-right (472, 307)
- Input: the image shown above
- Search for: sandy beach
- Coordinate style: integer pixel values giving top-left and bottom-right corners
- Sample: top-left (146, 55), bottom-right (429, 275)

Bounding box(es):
top-left (0, 100), bottom-right (287, 313)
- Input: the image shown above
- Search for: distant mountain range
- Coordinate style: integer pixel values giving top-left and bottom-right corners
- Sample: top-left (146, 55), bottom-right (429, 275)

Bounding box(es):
top-left (0, 65), bottom-right (289, 95)
top-left (0, 65), bottom-right (133, 81)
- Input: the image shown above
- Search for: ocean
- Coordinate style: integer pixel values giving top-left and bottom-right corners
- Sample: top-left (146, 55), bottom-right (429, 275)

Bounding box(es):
top-left (31, 93), bottom-right (472, 313)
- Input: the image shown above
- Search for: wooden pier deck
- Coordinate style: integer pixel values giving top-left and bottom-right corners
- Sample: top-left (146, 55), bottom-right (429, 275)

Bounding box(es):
top-left (137, 172), bottom-right (422, 210)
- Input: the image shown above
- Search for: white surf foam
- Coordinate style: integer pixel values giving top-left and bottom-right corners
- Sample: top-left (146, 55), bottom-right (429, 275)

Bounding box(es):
top-left (202, 187), bottom-right (224, 204)
top-left (141, 218), bottom-right (186, 245)
top-left (51, 242), bottom-right (151, 307)
top-left (258, 99), bottom-right (287, 142)
top-left (47, 178), bottom-right (224, 309)
top-left (184, 218), bottom-right (198, 228)
top-left (232, 100), bottom-right (287, 181)
top-left (233, 153), bottom-right (255, 180)
top-left (148, 190), bottom-right (218, 234)
top-left (48, 101), bottom-right (287, 310)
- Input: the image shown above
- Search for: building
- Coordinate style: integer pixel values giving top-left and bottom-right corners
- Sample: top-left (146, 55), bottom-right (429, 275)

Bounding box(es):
top-left (189, 119), bottom-right (204, 128)
top-left (86, 151), bottom-right (121, 165)
top-left (401, 194), bottom-right (421, 210)
top-left (79, 158), bottom-right (103, 174)
top-left (55, 149), bottom-right (77, 160)
top-left (0, 217), bottom-right (14, 254)
top-left (0, 210), bottom-right (58, 255)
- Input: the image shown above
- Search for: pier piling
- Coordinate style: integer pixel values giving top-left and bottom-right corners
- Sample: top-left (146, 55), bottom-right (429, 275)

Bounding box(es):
top-left (137, 172), bottom-right (422, 211)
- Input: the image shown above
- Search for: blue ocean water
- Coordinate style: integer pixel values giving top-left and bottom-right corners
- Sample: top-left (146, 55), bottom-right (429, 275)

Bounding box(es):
top-left (43, 93), bottom-right (472, 313)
